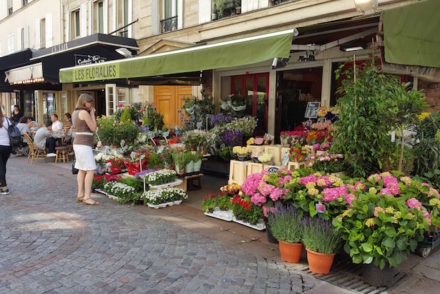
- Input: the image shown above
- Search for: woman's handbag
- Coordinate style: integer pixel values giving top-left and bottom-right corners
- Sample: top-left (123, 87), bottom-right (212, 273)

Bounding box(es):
top-left (72, 161), bottom-right (78, 174)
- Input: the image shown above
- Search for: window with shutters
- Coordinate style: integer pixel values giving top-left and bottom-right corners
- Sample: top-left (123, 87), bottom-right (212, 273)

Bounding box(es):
top-left (40, 18), bottom-right (46, 48)
top-left (71, 10), bottom-right (80, 39)
top-left (22, 0), bottom-right (28, 6)
top-left (160, 0), bottom-right (177, 33)
top-left (7, 34), bottom-right (14, 53)
top-left (7, 0), bottom-right (13, 16)
top-left (212, 0), bottom-right (241, 20)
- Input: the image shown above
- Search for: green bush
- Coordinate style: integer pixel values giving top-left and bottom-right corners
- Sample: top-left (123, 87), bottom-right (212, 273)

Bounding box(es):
top-left (120, 107), bottom-right (132, 123)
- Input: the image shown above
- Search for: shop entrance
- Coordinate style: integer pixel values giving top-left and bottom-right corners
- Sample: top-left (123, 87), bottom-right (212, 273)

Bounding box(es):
top-left (231, 73), bottom-right (269, 135)
top-left (275, 67), bottom-right (323, 138)
top-left (153, 86), bottom-right (192, 128)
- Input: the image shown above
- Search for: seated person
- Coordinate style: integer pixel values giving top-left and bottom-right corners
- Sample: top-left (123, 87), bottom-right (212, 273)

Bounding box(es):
top-left (34, 122), bottom-right (56, 155)
top-left (51, 114), bottom-right (64, 136)
top-left (64, 113), bottom-right (72, 129)
top-left (17, 117), bottom-right (31, 136)
top-left (26, 117), bottom-right (39, 132)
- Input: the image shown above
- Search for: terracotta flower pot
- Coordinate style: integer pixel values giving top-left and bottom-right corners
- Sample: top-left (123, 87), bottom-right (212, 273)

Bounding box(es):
top-left (306, 248), bottom-right (335, 274)
top-left (279, 241), bottom-right (303, 263)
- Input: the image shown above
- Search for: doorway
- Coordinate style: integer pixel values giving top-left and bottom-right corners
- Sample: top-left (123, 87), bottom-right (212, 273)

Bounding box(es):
top-left (153, 86), bottom-right (193, 128)
top-left (231, 73), bottom-right (269, 135)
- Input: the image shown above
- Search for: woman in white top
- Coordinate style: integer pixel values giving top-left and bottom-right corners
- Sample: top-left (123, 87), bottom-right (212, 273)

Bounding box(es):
top-left (0, 107), bottom-right (11, 195)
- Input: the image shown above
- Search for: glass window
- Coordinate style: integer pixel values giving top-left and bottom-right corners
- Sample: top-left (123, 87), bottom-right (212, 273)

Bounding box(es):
top-left (275, 67), bottom-right (323, 136)
top-left (98, 1), bottom-right (104, 33)
top-left (42, 93), bottom-right (56, 123)
top-left (212, 0), bottom-right (241, 20)
top-left (71, 10), bottom-right (80, 38)
top-left (7, 0), bottom-right (13, 15)
top-left (161, 0), bottom-right (177, 33)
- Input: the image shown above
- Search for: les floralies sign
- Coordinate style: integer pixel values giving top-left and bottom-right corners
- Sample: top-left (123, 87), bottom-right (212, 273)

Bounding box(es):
top-left (72, 55), bottom-right (119, 82)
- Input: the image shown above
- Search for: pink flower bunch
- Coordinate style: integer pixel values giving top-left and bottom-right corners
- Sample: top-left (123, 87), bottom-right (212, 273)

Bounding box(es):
top-left (251, 193), bottom-right (266, 206)
top-left (345, 194), bottom-right (356, 206)
top-left (259, 181), bottom-right (275, 197)
top-left (406, 198), bottom-right (422, 210)
top-left (380, 175), bottom-right (399, 196)
top-left (242, 172), bottom-right (266, 196)
top-left (368, 174), bottom-right (382, 183)
top-left (374, 206), bottom-right (385, 217)
top-left (299, 174), bottom-right (317, 185)
top-left (322, 186), bottom-right (347, 202)
top-left (262, 206), bottom-right (278, 217)
top-left (429, 187), bottom-right (440, 199)
top-left (278, 175), bottom-right (292, 186)
top-left (270, 187), bottom-right (288, 202)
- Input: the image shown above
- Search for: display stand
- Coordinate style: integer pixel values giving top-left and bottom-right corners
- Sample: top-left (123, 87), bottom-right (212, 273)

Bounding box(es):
top-left (247, 162), bottom-right (264, 176)
top-left (264, 145), bottom-right (282, 166)
top-left (229, 160), bottom-right (248, 185)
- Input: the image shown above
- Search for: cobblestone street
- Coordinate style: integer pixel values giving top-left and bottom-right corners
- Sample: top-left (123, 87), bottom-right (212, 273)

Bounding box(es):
top-left (0, 158), bottom-right (326, 294)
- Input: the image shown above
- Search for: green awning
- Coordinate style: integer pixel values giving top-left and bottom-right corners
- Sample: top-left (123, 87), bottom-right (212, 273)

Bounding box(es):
top-left (60, 30), bottom-right (294, 83)
top-left (384, 0), bottom-right (440, 68)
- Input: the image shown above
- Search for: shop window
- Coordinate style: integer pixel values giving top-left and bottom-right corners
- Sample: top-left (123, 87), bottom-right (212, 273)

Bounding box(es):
top-left (7, 0), bottom-right (13, 16)
top-left (22, 0), bottom-right (28, 7)
top-left (212, 0), bottom-right (241, 20)
top-left (161, 0), bottom-right (177, 33)
top-left (275, 67), bottom-right (323, 137)
top-left (231, 72), bottom-right (269, 135)
top-left (117, 0), bottom-right (130, 37)
top-left (71, 10), bottom-right (81, 39)
top-left (93, 0), bottom-right (104, 34)
top-left (42, 93), bottom-right (56, 123)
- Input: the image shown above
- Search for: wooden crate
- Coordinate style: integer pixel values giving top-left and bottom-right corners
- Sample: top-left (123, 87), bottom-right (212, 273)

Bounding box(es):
top-left (287, 161), bottom-right (304, 171)
top-left (247, 162), bottom-right (264, 176)
top-left (264, 145), bottom-right (282, 166)
top-left (229, 160), bottom-right (248, 185)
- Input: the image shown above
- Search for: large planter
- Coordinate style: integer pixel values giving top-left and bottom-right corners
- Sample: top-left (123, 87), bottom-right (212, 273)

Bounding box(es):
top-left (361, 263), bottom-right (398, 287)
top-left (185, 161), bottom-right (194, 173)
top-left (306, 248), bottom-right (335, 274)
top-left (193, 159), bottom-right (202, 172)
top-left (279, 241), bottom-right (303, 263)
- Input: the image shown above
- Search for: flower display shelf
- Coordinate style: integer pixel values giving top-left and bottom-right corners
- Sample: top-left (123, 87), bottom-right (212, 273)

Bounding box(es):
top-left (264, 145), bottom-right (282, 166)
top-left (147, 179), bottom-right (183, 190)
top-left (229, 160), bottom-right (248, 185)
top-left (232, 217), bottom-right (266, 231)
top-left (147, 200), bottom-right (182, 209)
top-left (204, 209), bottom-right (234, 222)
top-left (287, 161), bottom-right (303, 171)
top-left (247, 145), bottom-right (265, 156)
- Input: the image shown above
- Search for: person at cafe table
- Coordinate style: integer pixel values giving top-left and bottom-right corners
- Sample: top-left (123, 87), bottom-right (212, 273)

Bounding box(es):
top-left (34, 121), bottom-right (57, 156)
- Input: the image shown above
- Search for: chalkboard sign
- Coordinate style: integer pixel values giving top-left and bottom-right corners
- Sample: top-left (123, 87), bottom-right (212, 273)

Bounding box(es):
top-left (305, 102), bottom-right (321, 119)
top-left (268, 167), bottom-right (279, 173)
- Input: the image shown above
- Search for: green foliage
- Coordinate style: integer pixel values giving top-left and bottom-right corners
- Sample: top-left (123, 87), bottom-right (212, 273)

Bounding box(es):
top-left (268, 206), bottom-right (303, 243)
top-left (118, 177), bottom-right (143, 193)
top-left (92, 178), bottom-right (106, 190)
top-left (181, 95), bottom-right (214, 130)
top-left (114, 103), bottom-right (144, 123)
top-left (97, 116), bottom-right (117, 146)
top-left (144, 105), bottom-right (164, 131)
top-left (232, 195), bottom-right (263, 225)
top-left (333, 192), bottom-right (428, 269)
top-left (120, 107), bottom-right (132, 123)
top-left (201, 194), bottom-right (232, 212)
top-left (172, 151), bottom-right (186, 170)
top-left (303, 217), bottom-right (341, 254)
top-left (219, 146), bottom-right (232, 161)
top-left (148, 153), bottom-right (162, 169)
top-left (382, 146), bottom-right (415, 176)
top-left (332, 62), bottom-right (401, 177)
top-left (115, 122), bottom-right (139, 145)
top-left (413, 113), bottom-right (440, 178)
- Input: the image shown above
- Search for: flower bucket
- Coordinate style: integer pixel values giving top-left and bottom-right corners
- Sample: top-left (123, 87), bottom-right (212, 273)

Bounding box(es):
top-left (185, 161), bottom-right (194, 174)
top-left (193, 159), bottom-right (202, 172)
top-left (279, 241), bottom-right (303, 263)
top-left (306, 249), bottom-right (335, 274)
top-left (361, 263), bottom-right (398, 287)
top-left (109, 165), bottom-right (122, 174)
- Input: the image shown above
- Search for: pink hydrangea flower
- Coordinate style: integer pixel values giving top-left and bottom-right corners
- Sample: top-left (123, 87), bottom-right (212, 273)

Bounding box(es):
top-left (345, 194), bottom-right (356, 206)
top-left (322, 186), bottom-right (347, 202)
top-left (380, 188), bottom-right (393, 196)
top-left (299, 175), bottom-right (317, 185)
top-left (259, 182), bottom-right (275, 197)
top-left (406, 198), bottom-right (422, 210)
top-left (251, 193), bottom-right (266, 206)
top-left (423, 209), bottom-right (432, 226)
top-left (269, 188), bottom-right (287, 202)
top-left (242, 172), bottom-right (265, 196)
top-left (383, 175), bottom-right (399, 195)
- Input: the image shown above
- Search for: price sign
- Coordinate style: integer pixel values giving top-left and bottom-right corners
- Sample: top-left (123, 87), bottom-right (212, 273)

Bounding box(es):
top-left (305, 102), bottom-right (321, 119)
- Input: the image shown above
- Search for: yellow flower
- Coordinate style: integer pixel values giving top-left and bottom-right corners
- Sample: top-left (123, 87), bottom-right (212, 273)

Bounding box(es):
top-left (342, 209), bottom-right (352, 218)
top-left (317, 179), bottom-right (327, 187)
top-left (306, 182), bottom-right (316, 189)
top-left (400, 176), bottom-right (412, 185)
top-left (365, 218), bottom-right (376, 227)
top-left (334, 180), bottom-right (344, 187)
top-left (247, 137), bottom-right (255, 145)
top-left (394, 211), bottom-right (402, 220)
top-left (307, 188), bottom-right (319, 196)
top-left (369, 187), bottom-right (377, 195)
top-left (385, 207), bottom-right (395, 214)
top-left (418, 112), bottom-right (431, 122)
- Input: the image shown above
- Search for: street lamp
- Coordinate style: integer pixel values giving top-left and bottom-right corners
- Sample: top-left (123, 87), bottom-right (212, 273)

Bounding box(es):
top-left (354, 0), bottom-right (378, 12)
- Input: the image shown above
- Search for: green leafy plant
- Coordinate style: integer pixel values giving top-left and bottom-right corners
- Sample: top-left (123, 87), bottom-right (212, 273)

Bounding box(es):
top-left (120, 107), bottom-right (132, 123)
top-left (104, 181), bottom-right (140, 204)
top-left (144, 105), bottom-right (164, 131)
top-left (202, 194), bottom-right (217, 212)
top-left (231, 195), bottom-right (263, 225)
top-left (268, 206), bottom-right (303, 243)
top-left (303, 217), bottom-right (341, 255)
top-left (148, 153), bottom-right (162, 169)
top-left (115, 122), bottom-right (139, 145)
top-left (97, 116), bottom-right (117, 146)
top-left (333, 192), bottom-right (428, 269)
top-left (181, 95), bottom-right (214, 130)
top-left (118, 177), bottom-right (143, 193)
top-left (332, 61), bottom-right (399, 177)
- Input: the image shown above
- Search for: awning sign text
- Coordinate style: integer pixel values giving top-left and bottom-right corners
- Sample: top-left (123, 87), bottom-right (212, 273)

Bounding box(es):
top-left (72, 64), bottom-right (120, 82)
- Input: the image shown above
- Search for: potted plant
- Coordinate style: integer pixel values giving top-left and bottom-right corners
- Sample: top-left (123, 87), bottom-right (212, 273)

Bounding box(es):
top-left (302, 217), bottom-right (341, 274)
top-left (107, 158), bottom-right (124, 174)
top-left (268, 206), bottom-right (303, 263)
top-left (193, 151), bottom-right (203, 172)
top-left (184, 152), bottom-right (195, 174)
top-left (172, 151), bottom-right (185, 175)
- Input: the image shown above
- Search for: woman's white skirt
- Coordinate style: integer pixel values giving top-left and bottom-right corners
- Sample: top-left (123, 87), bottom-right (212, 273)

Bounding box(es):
top-left (73, 145), bottom-right (97, 171)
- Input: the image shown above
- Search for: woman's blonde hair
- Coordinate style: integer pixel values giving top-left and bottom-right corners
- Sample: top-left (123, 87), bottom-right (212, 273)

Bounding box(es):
top-left (75, 93), bottom-right (94, 109)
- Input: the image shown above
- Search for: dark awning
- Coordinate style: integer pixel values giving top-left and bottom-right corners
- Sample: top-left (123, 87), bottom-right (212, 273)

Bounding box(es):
top-left (0, 49), bottom-right (34, 92)
top-left (384, 0), bottom-right (440, 68)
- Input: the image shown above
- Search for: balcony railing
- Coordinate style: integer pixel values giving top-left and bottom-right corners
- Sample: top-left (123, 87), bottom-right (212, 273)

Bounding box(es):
top-left (160, 16), bottom-right (178, 33)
